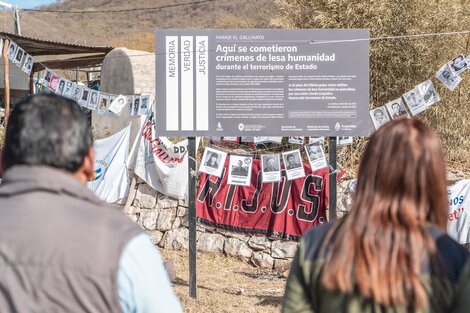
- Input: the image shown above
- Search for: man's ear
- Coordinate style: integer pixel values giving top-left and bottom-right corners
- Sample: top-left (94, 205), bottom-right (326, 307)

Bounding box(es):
top-left (82, 146), bottom-right (95, 182)
top-left (73, 146), bottom-right (95, 184)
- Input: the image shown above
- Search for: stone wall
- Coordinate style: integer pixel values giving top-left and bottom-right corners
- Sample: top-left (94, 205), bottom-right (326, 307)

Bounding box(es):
top-left (125, 178), bottom-right (357, 272)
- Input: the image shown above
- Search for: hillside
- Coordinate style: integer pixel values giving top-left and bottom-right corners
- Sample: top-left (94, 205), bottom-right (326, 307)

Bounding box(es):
top-left (2, 0), bottom-right (273, 51)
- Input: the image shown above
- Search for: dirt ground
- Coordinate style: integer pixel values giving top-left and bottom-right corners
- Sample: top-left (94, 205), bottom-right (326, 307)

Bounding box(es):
top-left (160, 249), bottom-right (286, 313)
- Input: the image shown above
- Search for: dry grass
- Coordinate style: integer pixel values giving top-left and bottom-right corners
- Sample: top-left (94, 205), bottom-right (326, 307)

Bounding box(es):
top-left (272, 0), bottom-right (470, 172)
top-left (160, 249), bottom-right (285, 313)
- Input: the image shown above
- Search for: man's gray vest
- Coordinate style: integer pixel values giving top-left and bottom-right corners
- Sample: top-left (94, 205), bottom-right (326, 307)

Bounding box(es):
top-left (0, 166), bottom-right (142, 313)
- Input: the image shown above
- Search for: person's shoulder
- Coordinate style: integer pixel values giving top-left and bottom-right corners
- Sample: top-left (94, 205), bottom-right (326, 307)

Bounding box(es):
top-left (429, 226), bottom-right (470, 281)
top-left (301, 222), bottom-right (335, 261)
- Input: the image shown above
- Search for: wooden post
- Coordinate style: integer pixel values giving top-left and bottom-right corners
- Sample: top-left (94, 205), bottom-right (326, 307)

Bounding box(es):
top-left (3, 39), bottom-right (10, 128)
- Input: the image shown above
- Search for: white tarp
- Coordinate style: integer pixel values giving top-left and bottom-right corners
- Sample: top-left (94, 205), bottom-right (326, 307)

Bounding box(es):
top-left (447, 179), bottom-right (470, 244)
top-left (127, 114), bottom-right (196, 199)
top-left (87, 125), bottom-right (130, 203)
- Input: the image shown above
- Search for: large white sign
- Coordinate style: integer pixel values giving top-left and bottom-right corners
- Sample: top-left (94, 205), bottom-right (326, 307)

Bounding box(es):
top-left (156, 29), bottom-right (370, 137)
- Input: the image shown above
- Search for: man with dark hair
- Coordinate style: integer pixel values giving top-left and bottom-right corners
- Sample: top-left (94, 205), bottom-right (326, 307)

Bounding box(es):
top-left (0, 94), bottom-right (182, 313)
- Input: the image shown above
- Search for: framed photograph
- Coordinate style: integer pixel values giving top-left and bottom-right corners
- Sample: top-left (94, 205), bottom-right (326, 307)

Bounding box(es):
top-left (436, 64), bottom-right (462, 91)
top-left (7, 41), bottom-right (18, 61)
top-left (55, 78), bottom-right (66, 95)
top-left (369, 106), bottom-right (391, 130)
top-left (21, 54), bottom-right (33, 75)
top-left (108, 95), bottom-right (128, 115)
top-left (88, 90), bottom-right (100, 110)
top-left (62, 80), bottom-right (74, 98)
top-left (305, 142), bottom-right (328, 171)
top-left (98, 94), bottom-right (110, 115)
top-left (13, 47), bottom-right (25, 66)
top-left (79, 88), bottom-right (91, 108)
top-left (199, 147), bottom-right (227, 178)
top-left (227, 155), bottom-right (253, 186)
top-left (416, 80), bottom-right (440, 107)
top-left (48, 74), bottom-right (60, 92)
top-left (309, 136), bottom-right (324, 144)
top-left (449, 54), bottom-right (467, 74)
top-left (385, 98), bottom-right (409, 119)
top-left (282, 150), bottom-right (305, 181)
top-left (261, 154), bottom-right (281, 183)
top-left (130, 96), bottom-right (140, 116)
top-left (138, 95), bottom-right (150, 116)
top-left (403, 88), bottom-right (427, 116)
top-left (71, 84), bottom-right (82, 102)
top-left (42, 69), bottom-right (53, 86)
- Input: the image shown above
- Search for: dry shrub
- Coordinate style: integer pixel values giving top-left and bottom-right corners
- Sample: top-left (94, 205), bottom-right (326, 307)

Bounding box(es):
top-left (272, 0), bottom-right (470, 172)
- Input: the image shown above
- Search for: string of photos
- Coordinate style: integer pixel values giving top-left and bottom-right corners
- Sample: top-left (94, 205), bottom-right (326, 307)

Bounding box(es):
top-left (1, 38), bottom-right (153, 117)
top-left (199, 135), bottom-right (352, 186)
top-left (370, 54), bottom-right (469, 130)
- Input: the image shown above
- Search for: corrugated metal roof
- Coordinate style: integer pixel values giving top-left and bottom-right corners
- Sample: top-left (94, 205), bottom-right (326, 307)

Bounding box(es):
top-left (0, 31), bottom-right (113, 56)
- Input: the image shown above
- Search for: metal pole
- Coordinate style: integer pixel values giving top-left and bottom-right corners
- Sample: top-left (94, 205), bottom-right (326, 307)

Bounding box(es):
top-left (328, 137), bottom-right (337, 221)
top-left (188, 136), bottom-right (197, 298)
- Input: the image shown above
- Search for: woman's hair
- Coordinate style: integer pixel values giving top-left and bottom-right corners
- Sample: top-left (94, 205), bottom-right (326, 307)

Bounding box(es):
top-left (319, 118), bottom-right (448, 310)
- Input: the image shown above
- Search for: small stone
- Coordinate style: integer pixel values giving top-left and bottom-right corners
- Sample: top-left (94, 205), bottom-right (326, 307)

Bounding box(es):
top-left (178, 198), bottom-right (189, 207)
top-left (140, 210), bottom-right (159, 231)
top-left (127, 214), bottom-right (139, 223)
top-left (148, 230), bottom-right (164, 245)
top-left (274, 259), bottom-right (292, 272)
top-left (177, 206), bottom-right (187, 217)
top-left (156, 207), bottom-right (177, 231)
top-left (251, 252), bottom-right (274, 269)
top-left (196, 233), bottom-right (225, 253)
top-left (271, 241), bottom-right (298, 259)
top-left (162, 227), bottom-right (189, 250)
top-left (134, 184), bottom-right (157, 209)
top-left (248, 236), bottom-right (272, 251)
top-left (224, 238), bottom-right (253, 261)
top-left (126, 206), bottom-right (140, 215)
top-left (155, 197), bottom-right (178, 210)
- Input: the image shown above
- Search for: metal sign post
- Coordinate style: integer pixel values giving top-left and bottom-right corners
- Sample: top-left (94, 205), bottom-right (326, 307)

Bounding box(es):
top-left (188, 137), bottom-right (197, 298)
top-left (328, 137), bottom-right (337, 221)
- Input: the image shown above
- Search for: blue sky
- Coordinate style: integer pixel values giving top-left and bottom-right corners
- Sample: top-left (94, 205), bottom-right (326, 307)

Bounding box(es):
top-left (2, 0), bottom-right (57, 9)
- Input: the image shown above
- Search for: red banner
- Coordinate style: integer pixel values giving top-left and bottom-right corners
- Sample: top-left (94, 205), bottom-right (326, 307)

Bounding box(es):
top-left (196, 158), bottom-right (329, 240)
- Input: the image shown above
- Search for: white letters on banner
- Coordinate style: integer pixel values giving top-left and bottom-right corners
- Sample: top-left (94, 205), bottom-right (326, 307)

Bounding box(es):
top-left (447, 179), bottom-right (470, 244)
top-left (87, 125), bottom-right (131, 203)
top-left (127, 114), bottom-right (198, 199)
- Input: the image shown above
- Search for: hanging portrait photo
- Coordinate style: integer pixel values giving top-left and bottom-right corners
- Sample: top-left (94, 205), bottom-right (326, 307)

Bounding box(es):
top-left (305, 142), bottom-right (328, 171)
top-left (21, 54), bottom-right (33, 75)
top-left (79, 88), bottom-right (91, 108)
top-left (71, 84), bottom-right (82, 102)
top-left (436, 64), bottom-right (462, 91)
top-left (131, 96), bottom-right (140, 116)
top-left (88, 90), bottom-right (100, 110)
top-left (416, 80), bottom-right (440, 107)
top-left (370, 106), bottom-right (391, 130)
top-left (48, 74), bottom-right (60, 92)
top-left (282, 150), bottom-right (305, 181)
top-left (385, 98), bottom-right (409, 119)
top-left (138, 95), bottom-right (150, 116)
top-left (403, 88), bottom-right (427, 116)
top-left (227, 155), bottom-right (253, 186)
top-left (98, 94), bottom-right (110, 115)
top-left (56, 78), bottom-right (66, 95)
top-left (7, 41), bottom-right (18, 61)
top-left (62, 80), bottom-right (74, 98)
top-left (199, 147), bottom-right (227, 178)
top-left (108, 95), bottom-right (128, 115)
top-left (449, 54), bottom-right (467, 74)
top-left (261, 154), bottom-right (281, 183)
top-left (13, 47), bottom-right (25, 66)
